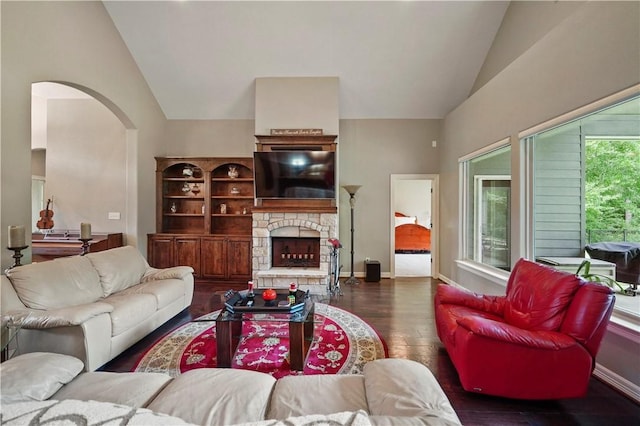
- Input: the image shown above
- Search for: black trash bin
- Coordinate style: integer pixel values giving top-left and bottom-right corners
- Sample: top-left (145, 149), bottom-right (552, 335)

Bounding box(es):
top-left (585, 242), bottom-right (640, 286)
top-left (364, 260), bottom-right (381, 282)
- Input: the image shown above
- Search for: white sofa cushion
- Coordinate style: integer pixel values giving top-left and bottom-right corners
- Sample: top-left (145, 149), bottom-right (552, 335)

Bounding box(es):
top-left (363, 359), bottom-right (460, 425)
top-left (267, 374), bottom-right (368, 419)
top-left (87, 246), bottom-right (149, 297)
top-left (147, 369), bottom-right (276, 425)
top-left (52, 371), bottom-right (173, 408)
top-left (0, 352), bottom-right (84, 404)
top-left (118, 279), bottom-right (186, 310)
top-left (102, 293), bottom-right (158, 336)
top-left (6, 256), bottom-right (102, 309)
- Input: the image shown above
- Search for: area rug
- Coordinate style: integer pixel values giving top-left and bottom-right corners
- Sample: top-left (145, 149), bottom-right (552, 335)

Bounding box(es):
top-left (133, 303), bottom-right (388, 378)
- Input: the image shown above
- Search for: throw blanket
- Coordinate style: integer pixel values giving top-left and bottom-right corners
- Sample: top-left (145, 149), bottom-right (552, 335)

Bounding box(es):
top-left (1, 400), bottom-right (372, 426)
top-left (0, 400), bottom-right (194, 425)
top-left (231, 411), bottom-right (371, 426)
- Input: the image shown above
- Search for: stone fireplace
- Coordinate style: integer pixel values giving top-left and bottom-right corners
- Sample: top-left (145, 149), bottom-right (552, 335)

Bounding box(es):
top-left (252, 211), bottom-right (337, 293)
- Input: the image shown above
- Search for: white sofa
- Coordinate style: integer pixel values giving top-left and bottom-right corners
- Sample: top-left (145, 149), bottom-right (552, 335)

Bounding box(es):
top-left (1, 246), bottom-right (194, 371)
top-left (0, 352), bottom-right (462, 426)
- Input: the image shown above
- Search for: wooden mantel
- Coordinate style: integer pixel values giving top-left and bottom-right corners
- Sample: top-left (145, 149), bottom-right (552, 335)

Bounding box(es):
top-left (253, 205), bottom-right (337, 213)
top-left (255, 134), bottom-right (337, 152)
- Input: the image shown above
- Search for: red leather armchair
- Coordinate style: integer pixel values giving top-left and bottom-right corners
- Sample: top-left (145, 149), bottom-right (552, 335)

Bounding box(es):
top-left (435, 258), bottom-right (615, 400)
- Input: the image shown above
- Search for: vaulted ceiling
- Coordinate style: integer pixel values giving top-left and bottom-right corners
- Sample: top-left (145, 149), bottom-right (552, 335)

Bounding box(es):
top-left (103, 1), bottom-right (509, 120)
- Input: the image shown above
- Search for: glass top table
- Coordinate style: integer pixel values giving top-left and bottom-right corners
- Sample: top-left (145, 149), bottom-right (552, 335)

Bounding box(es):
top-left (209, 289), bottom-right (328, 370)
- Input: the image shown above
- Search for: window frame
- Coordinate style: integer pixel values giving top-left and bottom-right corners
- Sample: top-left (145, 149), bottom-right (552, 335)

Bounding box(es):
top-left (520, 85), bottom-right (640, 324)
top-left (474, 175), bottom-right (512, 268)
top-left (459, 138), bottom-right (512, 273)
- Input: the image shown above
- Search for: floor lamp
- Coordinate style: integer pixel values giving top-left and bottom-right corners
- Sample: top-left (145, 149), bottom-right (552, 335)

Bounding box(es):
top-left (342, 185), bottom-right (362, 285)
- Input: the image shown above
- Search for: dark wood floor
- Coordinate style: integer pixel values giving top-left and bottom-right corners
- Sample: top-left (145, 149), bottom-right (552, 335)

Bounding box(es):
top-left (102, 277), bottom-right (640, 425)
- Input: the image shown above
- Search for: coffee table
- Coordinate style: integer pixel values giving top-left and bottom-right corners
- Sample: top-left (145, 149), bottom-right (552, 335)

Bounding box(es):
top-left (214, 289), bottom-right (324, 370)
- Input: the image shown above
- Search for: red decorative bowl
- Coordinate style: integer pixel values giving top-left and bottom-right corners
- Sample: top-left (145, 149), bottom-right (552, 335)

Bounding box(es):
top-left (262, 288), bottom-right (277, 301)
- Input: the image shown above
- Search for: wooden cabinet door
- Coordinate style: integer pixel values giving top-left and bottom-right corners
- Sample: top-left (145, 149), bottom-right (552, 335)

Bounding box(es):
top-left (227, 236), bottom-right (252, 280)
top-left (147, 235), bottom-right (175, 269)
top-left (175, 237), bottom-right (201, 277)
top-left (200, 237), bottom-right (227, 279)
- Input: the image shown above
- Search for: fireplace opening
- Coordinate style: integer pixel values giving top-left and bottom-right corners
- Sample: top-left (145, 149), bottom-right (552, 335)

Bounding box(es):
top-left (272, 237), bottom-right (320, 268)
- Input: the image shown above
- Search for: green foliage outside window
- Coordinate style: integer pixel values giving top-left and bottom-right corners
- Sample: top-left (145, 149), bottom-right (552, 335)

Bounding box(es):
top-left (585, 139), bottom-right (640, 242)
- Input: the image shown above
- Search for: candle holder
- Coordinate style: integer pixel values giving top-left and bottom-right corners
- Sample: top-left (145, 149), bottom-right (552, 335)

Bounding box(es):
top-left (79, 238), bottom-right (92, 256)
top-left (6, 245), bottom-right (28, 271)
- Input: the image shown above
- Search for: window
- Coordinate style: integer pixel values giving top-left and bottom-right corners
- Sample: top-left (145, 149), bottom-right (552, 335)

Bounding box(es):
top-left (525, 96), bottom-right (639, 263)
top-left (523, 93), bottom-right (639, 319)
top-left (475, 176), bottom-right (511, 269)
top-left (461, 143), bottom-right (512, 271)
top-left (585, 138), bottom-right (640, 244)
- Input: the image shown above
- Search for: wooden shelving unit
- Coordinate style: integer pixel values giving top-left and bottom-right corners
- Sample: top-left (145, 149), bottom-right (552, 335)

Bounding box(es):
top-left (148, 157), bottom-right (254, 282)
top-left (210, 162), bottom-right (254, 235)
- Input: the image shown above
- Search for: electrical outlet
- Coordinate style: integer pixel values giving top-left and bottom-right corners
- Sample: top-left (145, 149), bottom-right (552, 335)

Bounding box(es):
top-left (108, 212), bottom-right (121, 220)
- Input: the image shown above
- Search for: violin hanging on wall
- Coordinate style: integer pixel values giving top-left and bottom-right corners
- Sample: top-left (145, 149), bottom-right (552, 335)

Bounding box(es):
top-left (37, 198), bottom-right (55, 230)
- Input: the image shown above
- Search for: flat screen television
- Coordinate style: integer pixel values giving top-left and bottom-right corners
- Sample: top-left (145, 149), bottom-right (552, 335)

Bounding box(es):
top-left (253, 151), bottom-right (335, 199)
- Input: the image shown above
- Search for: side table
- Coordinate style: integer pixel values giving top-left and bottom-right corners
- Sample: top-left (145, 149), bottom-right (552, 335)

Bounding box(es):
top-left (536, 256), bottom-right (616, 278)
top-left (1, 313), bottom-right (31, 362)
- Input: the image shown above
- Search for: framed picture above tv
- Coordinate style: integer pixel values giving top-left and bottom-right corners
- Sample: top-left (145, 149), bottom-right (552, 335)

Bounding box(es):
top-left (253, 151), bottom-right (335, 199)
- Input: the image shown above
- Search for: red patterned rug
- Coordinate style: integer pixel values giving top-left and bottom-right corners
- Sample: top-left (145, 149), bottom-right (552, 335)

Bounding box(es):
top-left (133, 303), bottom-right (388, 378)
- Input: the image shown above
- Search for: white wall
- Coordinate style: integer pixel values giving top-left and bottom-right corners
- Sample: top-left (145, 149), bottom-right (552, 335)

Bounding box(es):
top-left (164, 120), bottom-right (255, 157)
top-left (471, 0), bottom-right (585, 94)
top-left (46, 98), bottom-right (127, 233)
top-left (339, 119), bottom-right (441, 272)
top-left (255, 77), bottom-right (339, 136)
top-left (31, 150), bottom-right (46, 179)
top-left (31, 95), bottom-right (47, 150)
top-left (394, 179), bottom-right (432, 228)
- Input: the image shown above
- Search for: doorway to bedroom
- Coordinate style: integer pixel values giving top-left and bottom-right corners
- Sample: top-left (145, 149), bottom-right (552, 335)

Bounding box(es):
top-left (390, 174), bottom-right (438, 278)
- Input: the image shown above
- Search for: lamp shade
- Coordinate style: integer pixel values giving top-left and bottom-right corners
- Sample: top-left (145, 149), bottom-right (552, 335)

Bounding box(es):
top-left (342, 185), bottom-right (362, 196)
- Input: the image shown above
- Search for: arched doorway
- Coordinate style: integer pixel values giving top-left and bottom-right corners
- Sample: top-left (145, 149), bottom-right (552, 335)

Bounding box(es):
top-left (31, 82), bottom-right (137, 247)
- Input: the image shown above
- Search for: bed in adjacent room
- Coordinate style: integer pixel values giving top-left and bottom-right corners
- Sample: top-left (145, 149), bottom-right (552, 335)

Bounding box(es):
top-left (394, 212), bottom-right (431, 254)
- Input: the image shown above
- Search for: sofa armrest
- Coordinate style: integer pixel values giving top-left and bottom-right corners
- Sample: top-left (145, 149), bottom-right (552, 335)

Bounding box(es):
top-left (3, 302), bottom-right (114, 329)
top-left (456, 316), bottom-right (577, 350)
top-left (435, 284), bottom-right (505, 316)
top-left (141, 266), bottom-right (194, 282)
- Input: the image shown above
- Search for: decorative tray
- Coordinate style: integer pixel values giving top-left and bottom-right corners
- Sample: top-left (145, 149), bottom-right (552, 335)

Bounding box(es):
top-left (224, 289), bottom-right (309, 314)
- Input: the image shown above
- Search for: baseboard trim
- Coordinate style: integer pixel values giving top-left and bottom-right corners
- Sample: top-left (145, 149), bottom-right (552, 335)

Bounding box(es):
top-left (594, 363), bottom-right (640, 404)
top-left (438, 273), bottom-right (464, 288)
